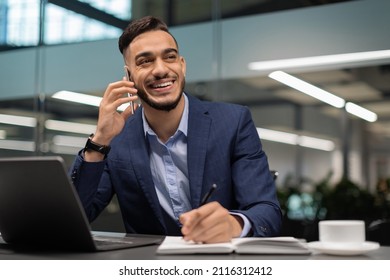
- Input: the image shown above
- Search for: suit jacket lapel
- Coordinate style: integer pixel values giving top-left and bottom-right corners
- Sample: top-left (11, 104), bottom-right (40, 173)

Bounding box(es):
top-left (126, 95), bottom-right (211, 229)
top-left (187, 95), bottom-right (212, 208)
top-left (127, 112), bottom-right (166, 230)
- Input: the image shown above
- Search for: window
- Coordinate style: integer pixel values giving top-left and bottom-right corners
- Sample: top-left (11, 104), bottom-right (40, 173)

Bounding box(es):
top-left (1, 0), bottom-right (131, 47)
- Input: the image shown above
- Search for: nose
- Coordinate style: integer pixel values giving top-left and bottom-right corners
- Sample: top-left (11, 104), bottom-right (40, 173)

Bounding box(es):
top-left (151, 57), bottom-right (168, 78)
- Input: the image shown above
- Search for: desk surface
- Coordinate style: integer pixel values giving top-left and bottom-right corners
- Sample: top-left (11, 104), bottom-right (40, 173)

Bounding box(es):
top-left (0, 234), bottom-right (389, 260)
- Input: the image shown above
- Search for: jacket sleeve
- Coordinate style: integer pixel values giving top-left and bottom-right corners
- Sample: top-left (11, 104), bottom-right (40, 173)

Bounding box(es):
top-left (69, 152), bottom-right (114, 222)
top-left (230, 107), bottom-right (282, 237)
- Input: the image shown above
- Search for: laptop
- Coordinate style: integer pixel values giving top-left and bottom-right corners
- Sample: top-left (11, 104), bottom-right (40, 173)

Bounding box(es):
top-left (0, 156), bottom-right (163, 251)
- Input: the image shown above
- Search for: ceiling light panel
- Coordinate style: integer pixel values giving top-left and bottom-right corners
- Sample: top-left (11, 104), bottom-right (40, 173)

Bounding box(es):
top-left (269, 71), bottom-right (346, 108)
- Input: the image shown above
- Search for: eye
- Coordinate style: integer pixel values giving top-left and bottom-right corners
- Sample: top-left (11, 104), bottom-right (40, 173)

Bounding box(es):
top-left (165, 53), bottom-right (177, 61)
top-left (137, 57), bottom-right (153, 66)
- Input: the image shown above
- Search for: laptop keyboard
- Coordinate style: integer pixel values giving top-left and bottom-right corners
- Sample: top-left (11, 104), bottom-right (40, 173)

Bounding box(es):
top-left (94, 236), bottom-right (134, 244)
top-left (92, 236), bottom-right (137, 250)
top-left (91, 234), bottom-right (163, 251)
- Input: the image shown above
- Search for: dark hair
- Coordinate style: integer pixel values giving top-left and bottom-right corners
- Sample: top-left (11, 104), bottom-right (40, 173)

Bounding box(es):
top-left (118, 16), bottom-right (177, 54)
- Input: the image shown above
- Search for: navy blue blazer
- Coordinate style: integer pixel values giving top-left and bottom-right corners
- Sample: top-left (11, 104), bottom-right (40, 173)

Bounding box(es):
top-left (71, 93), bottom-right (282, 237)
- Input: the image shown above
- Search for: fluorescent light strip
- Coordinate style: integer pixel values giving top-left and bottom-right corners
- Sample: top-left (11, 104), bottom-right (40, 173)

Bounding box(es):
top-left (0, 130), bottom-right (6, 139)
top-left (256, 127), bottom-right (335, 151)
top-left (345, 102), bottom-right (378, 122)
top-left (52, 90), bottom-right (129, 111)
top-left (269, 71), bottom-right (377, 122)
top-left (51, 135), bottom-right (86, 155)
top-left (50, 135), bottom-right (86, 155)
top-left (50, 145), bottom-right (81, 155)
top-left (52, 135), bottom-right (86, 147)
top-left (0, 113), bottom-right (37, 127)
top-left (45, 120), bottom-right (96, 134)
top-left (248, 49), bottom-right (390, 72)
top-left (257, 128), bottom-right (298, 145)
top-left (298, 135), bottom-right (335, 151)
top-left (0, 139), bottom-right (35, 152)
top-left (269, 71), bottom-right (346, 108)
top-left (52, 91), bottom-right (102, 107)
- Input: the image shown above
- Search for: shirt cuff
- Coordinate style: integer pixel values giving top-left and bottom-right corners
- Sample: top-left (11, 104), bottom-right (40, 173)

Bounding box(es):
top-left (229, 212), bottom-right (252, 237)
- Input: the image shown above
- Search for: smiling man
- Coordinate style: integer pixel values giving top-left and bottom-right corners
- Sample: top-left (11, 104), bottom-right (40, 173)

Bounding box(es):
top-left (70, 16), bottom-right (282, 243)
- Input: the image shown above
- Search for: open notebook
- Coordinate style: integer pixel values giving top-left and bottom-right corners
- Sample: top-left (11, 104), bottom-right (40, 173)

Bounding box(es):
top-left (157, 236), bottom-right (311, 255)
top-left (0, 156), bottom-right (163, 251)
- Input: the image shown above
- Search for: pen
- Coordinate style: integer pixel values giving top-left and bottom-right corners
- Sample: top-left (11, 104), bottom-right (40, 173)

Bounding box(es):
top-left (200, 184), bottom-right (217, 206)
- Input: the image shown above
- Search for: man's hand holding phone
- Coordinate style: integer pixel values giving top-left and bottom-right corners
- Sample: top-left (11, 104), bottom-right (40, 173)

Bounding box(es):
top-left (84, 79), bottom-right (138, 162)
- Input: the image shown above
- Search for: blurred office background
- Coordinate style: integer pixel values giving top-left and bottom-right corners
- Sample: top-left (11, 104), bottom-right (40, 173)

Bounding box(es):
top-left (1, 0), bottom-right (390, 242)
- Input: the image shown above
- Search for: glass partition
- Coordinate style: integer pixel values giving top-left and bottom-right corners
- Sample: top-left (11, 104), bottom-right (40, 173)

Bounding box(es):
top-left (1, 0), bottom-right (389, 237)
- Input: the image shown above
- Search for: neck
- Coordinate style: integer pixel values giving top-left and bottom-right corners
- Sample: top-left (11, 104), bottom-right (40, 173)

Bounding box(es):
top-left (144, 96), bottom-right (185, 143)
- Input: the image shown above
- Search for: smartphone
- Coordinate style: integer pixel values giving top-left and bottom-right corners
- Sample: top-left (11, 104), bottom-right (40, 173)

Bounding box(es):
top-left (123, 66), bottom-right (134, 114)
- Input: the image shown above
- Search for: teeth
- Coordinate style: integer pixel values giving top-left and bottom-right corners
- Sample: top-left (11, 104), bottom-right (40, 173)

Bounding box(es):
top-left (153, 81), bottom-right (173, 88)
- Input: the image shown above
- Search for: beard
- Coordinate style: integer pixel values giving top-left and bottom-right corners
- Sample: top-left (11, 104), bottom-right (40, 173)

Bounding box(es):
top-left (136, 79), bottom-right (185, 112)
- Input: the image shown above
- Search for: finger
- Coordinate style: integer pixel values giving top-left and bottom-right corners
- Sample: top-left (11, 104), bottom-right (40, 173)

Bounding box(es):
top-left (102, 88), bottom-right (138, 113)
top-left (109, 79), bottom-right (135, 89)
top-left (180, 210), bottom-right (202, 237)
top-left (197, 223), bottom-right (231, 244)
top-left (103, 81), bottom-right (137, 101)
top-left (185, 207), bottom-right (228, 242)
top-left (121, 102), bottom-right (136, 119)
top-left (108, 86), bottom-right (137, 101)
top-left (180, 203), bottom-right (220, 240)
top-left (183, 202), bottom-right (235, 243)
top-left (117, 94), bottom-right (138, 106)
top-left (119, 97), bottom-right (141, 115)
top-left (181, 203), bottom-right (216, 231)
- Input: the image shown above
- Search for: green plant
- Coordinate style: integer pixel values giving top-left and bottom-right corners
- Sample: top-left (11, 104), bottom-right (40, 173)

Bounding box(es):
top-left (323, 178), bottom-right (376, 222)
top-left (277, 172), bottom-right (381, 241)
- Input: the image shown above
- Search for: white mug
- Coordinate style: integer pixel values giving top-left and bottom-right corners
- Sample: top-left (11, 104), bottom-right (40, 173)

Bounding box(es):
top-left (319, 220), bottom-right (365, 244)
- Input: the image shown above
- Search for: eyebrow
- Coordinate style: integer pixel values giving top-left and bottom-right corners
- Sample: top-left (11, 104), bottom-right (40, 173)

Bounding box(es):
top-left (135, 48), bottom-right (178, 61)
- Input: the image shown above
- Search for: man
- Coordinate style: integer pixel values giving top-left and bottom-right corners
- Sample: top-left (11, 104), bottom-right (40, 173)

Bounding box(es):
top-left (70, 16), bottom-right (282, 243)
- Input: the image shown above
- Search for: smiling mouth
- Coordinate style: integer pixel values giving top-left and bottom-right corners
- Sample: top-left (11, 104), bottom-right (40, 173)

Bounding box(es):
top-left (150, 81), bottom-right (174, 89)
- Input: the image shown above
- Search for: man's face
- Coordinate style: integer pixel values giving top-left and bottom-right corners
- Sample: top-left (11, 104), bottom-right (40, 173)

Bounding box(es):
top-left (124, 30), bottom-right (186, 112)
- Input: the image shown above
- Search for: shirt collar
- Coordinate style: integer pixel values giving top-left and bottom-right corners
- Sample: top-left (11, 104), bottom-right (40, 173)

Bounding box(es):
top-left (142, 93), bottom-right (189, 137)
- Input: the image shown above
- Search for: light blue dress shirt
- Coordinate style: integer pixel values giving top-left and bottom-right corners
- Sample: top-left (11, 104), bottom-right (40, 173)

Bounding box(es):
top-left (143, 95), bottom-right (191, 223)
top-left (142, 94), bottom-right (251, 236)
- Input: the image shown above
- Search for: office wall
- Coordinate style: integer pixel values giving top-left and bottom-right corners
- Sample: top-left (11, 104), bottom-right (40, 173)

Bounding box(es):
top-left (1, 0), bottom-right (390, 97)
top-left (221, 0), bottom-right (390, 78)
